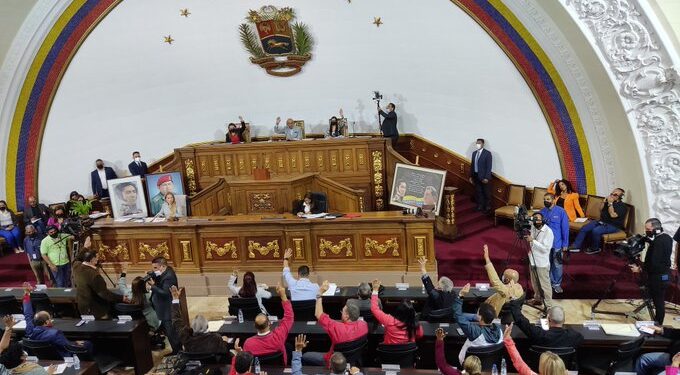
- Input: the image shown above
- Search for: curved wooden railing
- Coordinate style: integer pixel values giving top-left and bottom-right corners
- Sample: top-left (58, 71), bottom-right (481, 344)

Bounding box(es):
top-left (147, 151), bottom-right (180, 174)
top-left (189, 178), bottom-right (229, 216)
top-left (312, 175), bottom-right (365, 212)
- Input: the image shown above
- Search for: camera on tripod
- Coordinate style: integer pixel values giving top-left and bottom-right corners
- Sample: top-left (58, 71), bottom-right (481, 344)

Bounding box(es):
top-left (614, 234), bottom-right (648, 262)
top-left (61, 217), bottom-right (94, 238)
top-left (513, 205), bottom-right (533, 239)
top-left (372, 91), bottom-right (383, 101)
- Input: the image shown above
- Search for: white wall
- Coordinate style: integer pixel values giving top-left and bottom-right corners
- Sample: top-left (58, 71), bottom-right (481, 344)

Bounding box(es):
top-left (39, 0), bottom-right (560, 203)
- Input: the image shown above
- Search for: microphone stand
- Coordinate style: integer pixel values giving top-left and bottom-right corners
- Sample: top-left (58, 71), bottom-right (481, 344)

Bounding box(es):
top-left (97, 263), bottom-right (117, 288)
top-left (376, 99), bottom-right (383, 136)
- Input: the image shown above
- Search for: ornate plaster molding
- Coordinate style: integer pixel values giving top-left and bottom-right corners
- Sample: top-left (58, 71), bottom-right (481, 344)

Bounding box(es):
top-left (565, 0), bottom-right (680, 229)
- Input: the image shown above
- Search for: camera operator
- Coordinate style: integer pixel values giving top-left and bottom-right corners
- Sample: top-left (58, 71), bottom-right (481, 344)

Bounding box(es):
top-left (377, 103), bottom-right (398, 147)
top-left (525, 212), bottom-right (554, 308)
top-left (629, 218), bottom-right (673, 325)
top-left (148, 256), bottom-right (181, 354)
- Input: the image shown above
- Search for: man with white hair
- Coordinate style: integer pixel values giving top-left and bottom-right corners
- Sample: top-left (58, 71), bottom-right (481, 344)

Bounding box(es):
top-left (274, 117), bottom-right (303, 141)
top-left (170, 286), bottom-right (230, 353)
top-left (418, 257), bottom-right (456, 319)
top-left (510, 303), bottom-right (583, 348)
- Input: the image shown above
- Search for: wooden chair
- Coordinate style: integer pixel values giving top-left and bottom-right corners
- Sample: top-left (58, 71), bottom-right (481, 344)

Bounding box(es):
top-left (602, 203), bottom-right (634, 250)
top-left (494, 184), bottom-right (526, 226)
top-left (293, 120), bottom-right (305, 138)
top-left (467, 343), bottom-right (506, 371)
top-left (569, 195), bottom-right (604, 232)
top-left (529, 187), bottom-right (548, 211)
top-left (242, 123), bottom-right (252, 143)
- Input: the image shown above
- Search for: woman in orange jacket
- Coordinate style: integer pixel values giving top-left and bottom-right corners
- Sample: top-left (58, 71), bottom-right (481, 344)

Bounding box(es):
top-left (547, 179), bottom-right (584, 222)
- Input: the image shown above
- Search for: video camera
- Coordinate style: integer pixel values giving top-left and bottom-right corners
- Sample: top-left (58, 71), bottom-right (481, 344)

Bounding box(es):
top-left (372, 91), bottom-right (383, 101)
top-left (614, 234), bottom-right (648, 262)
top-left (61, 217), bottom-right (94, 238)
top-left (142, 271), bottom-right (155, 283)
top-left (514, 205), bottom-right (533, 239)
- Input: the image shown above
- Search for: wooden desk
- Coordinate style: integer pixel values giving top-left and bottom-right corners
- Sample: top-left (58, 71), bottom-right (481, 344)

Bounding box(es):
top-left (91, 212), bottom-right (434, 273)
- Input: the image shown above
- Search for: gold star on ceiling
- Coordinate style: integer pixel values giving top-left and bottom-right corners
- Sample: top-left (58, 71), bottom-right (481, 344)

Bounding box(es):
top-left (180, 8), bottom-right (190, 17)
top-left (373, 17), bottom-right (383, 27)
top-left (164, 35), bottom-right (174, 45)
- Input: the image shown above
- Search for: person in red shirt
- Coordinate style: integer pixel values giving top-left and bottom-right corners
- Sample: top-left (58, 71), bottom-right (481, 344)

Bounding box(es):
top-left (302, 280), bottom-right (369, 365)
top-left (228, 339), bottom-right (268, 375)
top-left (370, 279), bottom-right (423, 344)
top-left (243, 285), bottom-right (293, 365)
top-left (226, 116), bottom-right (250, 144)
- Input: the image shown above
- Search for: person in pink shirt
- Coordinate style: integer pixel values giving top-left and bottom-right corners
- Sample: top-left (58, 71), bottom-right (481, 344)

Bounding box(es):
top-left (370, 279), bottom-right (423, 344)
top-left (302, 280), bottom-right (369, 365)
top-left (242, 285), bottom-right (293, 365)
top-left (503, 323), bottom-right (567, 375)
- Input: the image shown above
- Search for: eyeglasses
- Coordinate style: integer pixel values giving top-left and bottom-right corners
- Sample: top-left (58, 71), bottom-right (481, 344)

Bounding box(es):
top-left (610, 193), bottom-right (620, 197)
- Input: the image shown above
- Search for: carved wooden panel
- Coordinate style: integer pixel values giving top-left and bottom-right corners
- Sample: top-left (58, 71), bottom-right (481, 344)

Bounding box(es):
top-left (248, 192), bottom-right (276, 213)
top-left (137, 241), bottom-right (170, 261)
top-left (362, 235), bottom-right (401, 258)
top-left (246, 237), bottom-right (282, 260)
top-left (179, 240), bottom-right (193, 261)
top-left (97, 241), bottom-right (130, 262)
top-left (317, 236), bottom-right (354, 258)
top-left (204, 239), bottom-right (239, 260)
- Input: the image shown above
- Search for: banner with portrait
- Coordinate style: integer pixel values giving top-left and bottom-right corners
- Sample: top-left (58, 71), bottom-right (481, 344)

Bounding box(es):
top-left (389, 163), bottom-right (447, 215)
top-left (145, 172), bottom-right (185, 216)
top-left (109, 176), bottom-right (148, 219)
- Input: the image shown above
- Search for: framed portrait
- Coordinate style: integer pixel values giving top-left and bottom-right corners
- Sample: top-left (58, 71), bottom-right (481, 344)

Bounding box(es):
top-left (145, 172), bottom-right (185, 216)
top-left (109, 176), bottom-right (148, 219)
top-left (389, 163), bottom-right (447, 216)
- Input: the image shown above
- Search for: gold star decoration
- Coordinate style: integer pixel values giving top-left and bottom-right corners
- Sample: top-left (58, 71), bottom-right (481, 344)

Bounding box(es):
top-left (373, 17), bottom-right (383, 27)
top-left (180, 8), bottom-right (190, 17)
top-left (164, 35), bottom-right (174, 45)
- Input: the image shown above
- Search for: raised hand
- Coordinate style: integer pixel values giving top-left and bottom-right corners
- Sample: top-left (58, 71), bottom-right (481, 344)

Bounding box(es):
top-left (504, 323), bottom-right (514, 339)
top-left (276, 284), bottom-right (287, 300)
top-left (483, 244), bottom-right (489, 261)
top-left (459, 283), bottom-right (471, 297)
top-left (121, 262), bottom-right (129, 274)
top-left (233, 338), bottom-right (242, 353)
top-left (170, 286), bottom-right (182, 300)
top-left (372, 279), bottom-right (381, 292)
top-left (238, 115), bottom-right (244, 122)
top-left (284, 248), bottom-right (293, 260)
top-left (319, 280), bottom-right (330, 295)
top-left (276, 116), bottom-right (281, 125)
top-left (435, 327), bottom-right (447, 341)
top-left (417, 257), bottom-right (427, 274)
top-left (22, 282), bottom-right (33, 295)
top-left (339, 108), bottom-right (344, 118)
top-left (294, 334), bottom-right (308, 352)
top-left (232, 269), bottom-right (239, 277)
top-left (2, 315), bottom-right (16, 329)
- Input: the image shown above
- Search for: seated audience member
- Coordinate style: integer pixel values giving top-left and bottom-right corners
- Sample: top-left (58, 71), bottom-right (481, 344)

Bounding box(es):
top-left (482, 244), bottom-right (523, 317)
top-left (636, 326), bottom-right (680, 375)
top-left (0, 316), bottom-right (55, 375)
top-left (159, 192), bottom-right (183, 219)
top-left (64, 191), bottom-right (81, 217)
top-left (293, 334), bottom-right (363, 375)
top-left (510, 303), bottom-right (583, 348)
top-left (73, 250), bottom-right (126, 319)
top-left (454, 283), bottom-right (502, 364)
top-left (0, 200), bottom-right (23, 253)
top-left (302, 281), bottom-right (368, 365)
top-left (569, 188), bottom-right (627, 255)
top-left (170, 286), bottom-right (230, 353)
top-left (293, 192), bottom-right (323, 217)
top-left (40, 226), bottom-right (72, 288)
top-left (282, 248), bottom-right (320, 301)
top-left (118, 263), bottom-right (161, 330)
top-left (243, 285), bottom-right (293, 364)
top-left (327, 109), bottom-right (345, 138)
top-left (274, 117), bottom-right (303, 141)
top-left (24, 224), bottom-right (49, 285)
top-left (22, 283), bottom-right (91, 357)
top-left (228, 269), bottom-right (272, 314)
top-left (349, 282), bottom-right (382, 312)
top-left (227, 116), bottom-right (250, 144)
top-left (503, 323), bottom-right (567, 375)
top-left (548, 179), bottom-right (584, 222)
top-left (23, 196), bottom-right (50, 234)
top-left (370, 279), bottom-right (423, 344)
top-left (434, 328), bottom-right (482, 375)
top-left (128, 151), bottom-right (148, 177)
top-left (417, 257), bottom-right (455, 319)
top-left (46, 206), bottom-right (67, 230)
top-left (229, 343), bottom-right (261, 375)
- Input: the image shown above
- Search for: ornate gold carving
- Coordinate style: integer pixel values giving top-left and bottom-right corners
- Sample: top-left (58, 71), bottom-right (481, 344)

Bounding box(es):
top-left (415, 236), bottom-right (426, 257)
top-left (358, 152), bottom-right (365, 165)
top-left (238, 159), bottom-right (246, 174)
top-left (304, 154), bottom-right (311, 168)
top-left (264, 155), bottom-right (271, 169)
top-left (184, 159), bottom-right (197, 194)
top-left (206, 240), bottom-right (238, 259)
top-left (278, 156), bottom-right (284, 169)
top-left (250, 193), bottom-right (273, 211)
top-left (225, 157), bottom-right (233, 174)
top-left (319, 238), bottom-right (352, 257)
top-left (331, 153), bottom-right (338, 167)
top-left (213, 158), bottom-right (220, 173)
top-left (459, 163), bottom-right (465, 173)
top-left (251, 157), bottom-right (258, 170)
top-left (343, 152), bottom-right (351, 168)
top-left (138, 242), bottom-right (170, 260)
top-left (180, 240), bottom-right (192, 261)
top-left (317, 154), bottom-right (324, 168)
top-left (291, 155), bottom-right (297, 169)
top-left (445, 193), bottom-right (455, 225)
top-left (433, 152), bottom-right (439, 158)
top-left (409, 139), bottom-right (415, 149)
top-left (200, 159), bottom-right (207, 174)
top-left (293, 238), bottom-right (304, 259)
top-left (248, 240), bottom-right (280, 258)
top-left (364, 237), bottom-right (399, 257)
top-left (359, 196), bottom-right (364, 212)
top-left (372, 150), bottom-right (384, 210)
top-left (98, 242), bottom-right (130, 261)
top-left (227, 192), bottom-right (232, 208)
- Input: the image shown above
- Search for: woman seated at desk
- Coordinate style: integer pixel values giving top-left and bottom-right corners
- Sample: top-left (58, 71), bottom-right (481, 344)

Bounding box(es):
top-left (159, 192), bottom-right (184, 220)
top-left (293, 192), bottom-right (323, 217)
top-left (226, 116), bottom-right (249, 144)
top-left (326, 108), bottom-right (345, 138)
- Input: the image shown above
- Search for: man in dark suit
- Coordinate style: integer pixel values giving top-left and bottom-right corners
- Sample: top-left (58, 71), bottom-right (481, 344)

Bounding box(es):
top-left (90, 159), bottom-right (117, 198)
top-left (127, 151), bottom-right (148, 177)
top-left (469, 138), bottom-right (493, 213)
top-left (510, 302), bottom-right (583, 348)
top-left (22, 195), bottom-right (51, 234)
top-left (149, 256), bottom-right (181, 354)
top-left (72, 250), bottom-right (126, 319)
top-left (418, 257), bottom-right (456, 319)
top-left (378, 103), bottom-right (398, 147)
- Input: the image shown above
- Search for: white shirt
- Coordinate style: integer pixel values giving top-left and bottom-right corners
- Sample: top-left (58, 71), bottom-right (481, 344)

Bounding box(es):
top-left (303, 202), bottom-right (311, 214)
top-left (0, 211), bottom-right (12, 227)
top-left (97, 168), bottom-right (108, 189)
top-left (282, 267), bottom-right (320, 301)
top-left (228, 275), bottom-right (272, 314)
top-left (528, 224), bottom-right (553, 268)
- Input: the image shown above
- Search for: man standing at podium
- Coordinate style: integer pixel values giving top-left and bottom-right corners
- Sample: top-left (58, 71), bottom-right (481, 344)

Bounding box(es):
top-left (378, 103), bottom-right (398, 147)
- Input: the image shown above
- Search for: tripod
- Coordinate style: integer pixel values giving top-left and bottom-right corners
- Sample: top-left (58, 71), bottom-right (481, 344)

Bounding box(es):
top-left (591, 262), bottom-right (656, 321)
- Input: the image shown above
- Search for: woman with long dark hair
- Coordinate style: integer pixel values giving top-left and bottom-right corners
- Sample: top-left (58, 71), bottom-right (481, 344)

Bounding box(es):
top-left (548, 179), bottom-right (584, 222)
top-left (117, 264), bottom-right (160, 330)
top-left (228, 269), bottom-right (272, 314)
top-left (293, 192), bottom-right (323, 217)
top-left (370, 279), bottom-right (423, 343)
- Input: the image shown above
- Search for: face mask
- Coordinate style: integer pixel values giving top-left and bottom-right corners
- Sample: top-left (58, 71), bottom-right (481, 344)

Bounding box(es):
top-left (154, 270), bottom-right (162, 276)
top-left (0, 207), bottom-right (5, 211)
top-left (645, 230), bottom-right (654, 238)
top-left (476, 144), bottom-right (482, 149)
top-left (543, 201), bottom-right (551, 208)
top-left (49, 233), bottom-right (58, 239)
top-left (96, 164), bottom-right (104, 169)
top-left (28, 232), bottom-right (36, 238)
top-left (134, 157), bottom-right (141, 162)
top-left (534, 223), bottom-right (543, 229)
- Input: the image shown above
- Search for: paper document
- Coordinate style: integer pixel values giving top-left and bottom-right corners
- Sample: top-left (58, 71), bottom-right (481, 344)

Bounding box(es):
top-left (601, 323), bottom-right (640, 337)
top-left (13, 320), bottom-right (26, 329)
top-left (302, 213), bottom-right (326, 219)
top-left (114, 218), bottom-right (131, 222)
top-left (322, 283), bottom-right (337, 296)
top-left (88, 212), bottom-right (108, 219)
top-left (44, 364), bottom-right (67, 374)
top-left (207, 321), bottom-right (225, 332)
top-left (574, 218), bottom-right (588, 223)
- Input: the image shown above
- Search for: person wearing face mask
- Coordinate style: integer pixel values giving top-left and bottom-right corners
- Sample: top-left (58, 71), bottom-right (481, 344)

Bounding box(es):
top-left (73, 250), bottom-right (127, 319)
top-left (482, 244), bottom-right (524, 320)
top-left (468, 138), bottom-right (493, 213)
top-left (569, 187), bottom-right (628, 255)
top-left (0, 200), bottom-right (23, 254)
top-left (525, 212), bottom-right (554, 309)
top-left (46, 206), bottom-right (67, 230)
top-left (39, 225), bottom-right (72, 287)
top-left (378, 103), bottom-right (398, 147)
top-left (90, 159), bottom-right (118, 198)
top-left (23, 224), bottom-right (48, 284)
top-left (538, 193), bottom-right (570, 294)
top-left (22, 196), bottom-right (50, 235)
top-left (127, 151), bottom-right (148, 177)
top-left (148, 256), bottom-right (181, 354)
top-left (629, 218), bottom-right (673, 325)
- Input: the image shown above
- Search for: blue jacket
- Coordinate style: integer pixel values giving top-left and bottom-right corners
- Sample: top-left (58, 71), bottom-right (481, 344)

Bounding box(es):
top-left (128, 161), bottom-right (148, 176)
top-left (470, 149), bottom-right (492, 180)
top-left (23, 233), bottom-right (45, 261)
top-left (539, 205), bottom-right (570, 249)
top-left (90, 167), bottom-right (117, 197)
top-left (452, 297), bottom-right (501, 344)
top-left (23, 296), bottom-right (75, 358)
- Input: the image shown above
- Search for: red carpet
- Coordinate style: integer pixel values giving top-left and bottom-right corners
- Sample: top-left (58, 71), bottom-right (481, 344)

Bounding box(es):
top-left (0, 252), bottom-right (37, 287)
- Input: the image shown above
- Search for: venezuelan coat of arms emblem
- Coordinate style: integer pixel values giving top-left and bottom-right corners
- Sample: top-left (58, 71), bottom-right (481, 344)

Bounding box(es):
top-left (238, 6), bottom-right (314, 77)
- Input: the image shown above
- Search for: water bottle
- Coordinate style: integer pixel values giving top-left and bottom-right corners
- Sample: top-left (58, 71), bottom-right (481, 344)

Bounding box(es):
top-left (238, 309), bottom-right (244, 323)
top-left (254, 357), bottom-right (261, 374)
top-left (501, 358), bottom-right (507, 375)
top-left (491, 364), bottom-right (498, 375)
top-left (73, 354), bottom-right (80, 370)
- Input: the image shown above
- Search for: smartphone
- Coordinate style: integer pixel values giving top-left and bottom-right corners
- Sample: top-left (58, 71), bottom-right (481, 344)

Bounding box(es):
top-left (75, 320), bottom-right (86, 327)
top-left (456, 327), bottom-right (464, 335)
